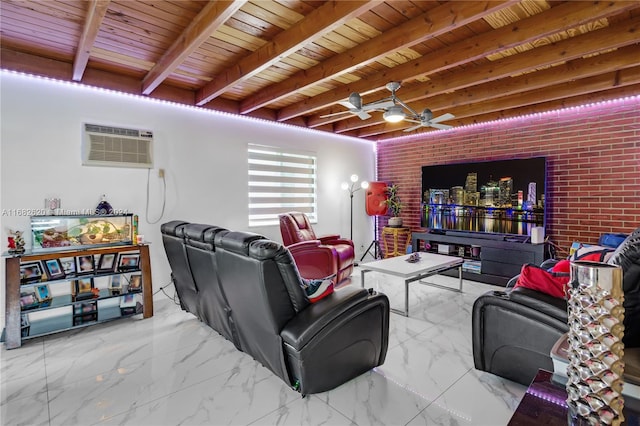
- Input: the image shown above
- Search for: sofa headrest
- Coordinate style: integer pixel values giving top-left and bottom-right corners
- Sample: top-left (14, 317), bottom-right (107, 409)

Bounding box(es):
top-left (291, 212), bottom-right (309, 229)
top-left (161, 220), bottom-right (189, 237)
top-left (249, 239), bottom-right (290, 261)
top-left (215, 231), bottom-right (266, 255)
top-left (184, 224), bottom-right (228, 251)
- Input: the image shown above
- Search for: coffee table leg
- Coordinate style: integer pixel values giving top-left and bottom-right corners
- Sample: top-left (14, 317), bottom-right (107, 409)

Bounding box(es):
top-left (404, 279), bottom-right (409, 316)
top-left (458, 265), bottom-right (463, 291)
top-left (361, 269), bottom-right (370, 288)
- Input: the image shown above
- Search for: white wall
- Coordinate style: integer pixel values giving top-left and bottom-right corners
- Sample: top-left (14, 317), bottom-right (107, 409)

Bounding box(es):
top-left (0, 71), bottom-right (376, 331)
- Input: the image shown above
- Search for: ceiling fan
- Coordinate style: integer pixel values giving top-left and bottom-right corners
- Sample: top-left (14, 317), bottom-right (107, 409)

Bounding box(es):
top-left (403, 109), bottom-right (455, 132)
top-left (322, 82), bottom-right (455, 131)
top-left (320, 92), bottom-right (394, 120)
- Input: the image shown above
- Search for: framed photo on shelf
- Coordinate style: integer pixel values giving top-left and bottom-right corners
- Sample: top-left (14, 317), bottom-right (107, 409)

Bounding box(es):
top-left (117, 253), bottom-right (140, 271)
top-left (35, 284), bottom-right (52, 302)
top-left (73, 277), bottom-right (95, 301)
top-left (109, 275), bottom-right (122, 296)
top-left (120, 294), bottom-right (141, 316)
top-left (20, 261), bottom-right (44, 283)
top-left (43, 258), bottom-right (65, 280)
top-left (120, 294), bottom-right (136, 307)
top-left (19, 290), bottom-right (40, 310)
top-left (21, 313), bottom-right (30, 337)
top-left (75, 255), bottom-right (95, 275)
top-left (96, 253), bottom-right (117, 273)
top-left (60, 257), bottom-right (76, 275)
top-left (128, 274), bottom-right (142, 293)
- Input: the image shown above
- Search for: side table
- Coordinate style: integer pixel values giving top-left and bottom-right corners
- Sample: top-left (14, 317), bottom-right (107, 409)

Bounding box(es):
top-left (381, 226), bottom-right (411, 258)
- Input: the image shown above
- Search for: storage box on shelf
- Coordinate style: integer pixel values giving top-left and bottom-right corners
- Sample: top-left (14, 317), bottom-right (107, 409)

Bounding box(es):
top-left (3, 244), bottom-right (153, 349)
top-left (412, 231), bottom-right (547, 286)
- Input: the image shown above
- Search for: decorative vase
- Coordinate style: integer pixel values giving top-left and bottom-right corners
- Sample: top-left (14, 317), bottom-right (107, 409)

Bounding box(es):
top-left (388, 217), bottom-right (403, 227)
top-left (566, 260), bottom-right (625, 426)
top-left (95, 194), bottom-right (114, 215)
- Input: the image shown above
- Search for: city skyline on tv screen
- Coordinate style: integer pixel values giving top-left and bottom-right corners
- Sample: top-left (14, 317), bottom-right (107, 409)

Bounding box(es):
top-left (421, 157), bottom-right (546, 236)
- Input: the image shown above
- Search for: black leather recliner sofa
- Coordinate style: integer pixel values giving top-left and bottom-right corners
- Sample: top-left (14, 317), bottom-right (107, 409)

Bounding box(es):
top-left (472, 228), bottom-right (640, 386)
top-left (160, 220), bottom-right (390, 395)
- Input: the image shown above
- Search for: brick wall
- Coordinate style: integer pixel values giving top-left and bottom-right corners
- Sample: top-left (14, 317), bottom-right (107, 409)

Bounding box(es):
top-left (376, 96), bottom-right (640, 255)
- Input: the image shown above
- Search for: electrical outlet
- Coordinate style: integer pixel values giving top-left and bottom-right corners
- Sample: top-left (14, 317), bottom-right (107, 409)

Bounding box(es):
top-left (158, 168), bottom-right (165, 178)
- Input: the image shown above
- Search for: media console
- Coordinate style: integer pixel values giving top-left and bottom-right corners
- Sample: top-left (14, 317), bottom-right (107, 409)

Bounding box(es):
top-left (411, 231), bottom-right (547, 286)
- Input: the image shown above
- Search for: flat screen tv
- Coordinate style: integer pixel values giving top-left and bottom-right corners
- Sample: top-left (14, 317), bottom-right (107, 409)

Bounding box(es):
top-left (421, 157), bottom-right (546, 237)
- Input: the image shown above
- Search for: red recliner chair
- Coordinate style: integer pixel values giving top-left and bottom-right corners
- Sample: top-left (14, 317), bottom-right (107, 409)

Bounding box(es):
top-left (278, 212), bottom-right (355, 285)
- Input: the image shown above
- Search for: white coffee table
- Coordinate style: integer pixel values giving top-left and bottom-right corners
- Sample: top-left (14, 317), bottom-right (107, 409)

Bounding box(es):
top-left (360, 252), bottom-right (464, 316)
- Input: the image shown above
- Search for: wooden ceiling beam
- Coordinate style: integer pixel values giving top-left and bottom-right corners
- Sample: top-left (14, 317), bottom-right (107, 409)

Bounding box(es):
top-left (282, 0), bottom-right (638, 123)
top-left (330, 14), bottom-right (640, 133)
top-left (422, 45), bottom-right (640, 113)
top-left (239, 0), bottom-right (515, 114)
top-left (141, 0), bottom-right (246, 95)
top-left (195, 0), bottom-right (382, 106)
top-left (73, 0), bottom-right (111, 81)
top-left (357, 66), bottom-right (640, 139)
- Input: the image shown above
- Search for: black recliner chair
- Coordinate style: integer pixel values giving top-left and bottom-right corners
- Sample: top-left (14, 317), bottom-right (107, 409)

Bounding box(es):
top-left (472, 228), bottom-right (640, 386)
top-left (161, 221), bottom-right (390, 395)
top-left (160, 220), bottom-right (200, 316)
top-left (183, 223), bottom-right (239, 347)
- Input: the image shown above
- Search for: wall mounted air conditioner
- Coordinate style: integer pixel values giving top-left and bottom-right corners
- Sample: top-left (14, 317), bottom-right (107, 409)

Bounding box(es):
top-left (82, 123), bottom-right (153, 168)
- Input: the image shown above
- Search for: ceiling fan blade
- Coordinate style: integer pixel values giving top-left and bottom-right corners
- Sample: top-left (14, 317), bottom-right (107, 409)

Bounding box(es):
top-left (403, 123), bottom-right (423, 132)
top-left (403, 118), bottom-right (421, 124)
top-left (338, 100), bottom-right (357, 109)
top-left (430, 113), bottom-right (455, 123)
top-left (429, 122), bottom-right (453, 130)
top-left (356, 111), bottom-right (371, 120)
top-left (320, 110), bottom-right (352, 118)
top-left (362, 99), bottom-right (395, 111)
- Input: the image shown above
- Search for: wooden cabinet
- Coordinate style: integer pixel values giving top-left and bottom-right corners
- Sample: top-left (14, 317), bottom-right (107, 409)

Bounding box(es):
top-left (4, 244), bottom-right (153, 349)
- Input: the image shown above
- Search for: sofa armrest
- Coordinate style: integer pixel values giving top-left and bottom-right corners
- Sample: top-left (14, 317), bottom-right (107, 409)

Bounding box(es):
top-left (287, 240), bottom-right (339, 280)
top-left (318, 235), bottom-right (354, 247)
top-left (472, 288), bottom-right (569, 386)
top-left (494, 287), bottom-right (568, 323)
top-left (287, 240), bottom-right (321, 250)
top-left (280, 286), bottom-right (386, 350)
top-left (318, 234), bottom-right (340, 243)
top-left (281, 286), bottom-right (390, 394)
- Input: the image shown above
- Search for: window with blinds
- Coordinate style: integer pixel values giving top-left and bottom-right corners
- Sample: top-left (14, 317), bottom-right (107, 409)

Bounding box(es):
top-left (248, 144), bottom-right (317, 227)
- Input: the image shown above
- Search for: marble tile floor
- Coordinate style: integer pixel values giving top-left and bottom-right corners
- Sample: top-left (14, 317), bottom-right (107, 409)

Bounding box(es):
top-left (1, 267), bottom-right (526, 426)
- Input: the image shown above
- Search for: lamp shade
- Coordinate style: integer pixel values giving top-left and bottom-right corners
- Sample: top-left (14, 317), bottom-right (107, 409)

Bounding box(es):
top-left (383, 105), bottom-right (405, 123)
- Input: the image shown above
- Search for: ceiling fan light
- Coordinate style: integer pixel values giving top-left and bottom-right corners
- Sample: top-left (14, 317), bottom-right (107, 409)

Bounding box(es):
top-left (383, 105), bottom-right (405, 123)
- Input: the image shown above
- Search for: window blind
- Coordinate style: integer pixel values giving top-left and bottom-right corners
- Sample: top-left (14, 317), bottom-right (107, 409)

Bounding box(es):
top-left (248, 144), bottom-right (317, 227)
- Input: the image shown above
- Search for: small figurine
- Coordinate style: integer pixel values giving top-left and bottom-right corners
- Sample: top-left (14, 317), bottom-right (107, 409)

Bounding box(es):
top-left (95, 194), bottom-right (114, 215)
top-left (8, 229), bottom-right (26, 254)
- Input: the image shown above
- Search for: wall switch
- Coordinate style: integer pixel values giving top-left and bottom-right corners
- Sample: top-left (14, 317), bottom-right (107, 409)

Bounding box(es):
top-left (158, 168), bottom-right (165, 178)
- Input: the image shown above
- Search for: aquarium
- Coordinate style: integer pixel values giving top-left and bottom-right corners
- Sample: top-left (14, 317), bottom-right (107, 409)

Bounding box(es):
top-left (31, 214), bottom-right (133, 251)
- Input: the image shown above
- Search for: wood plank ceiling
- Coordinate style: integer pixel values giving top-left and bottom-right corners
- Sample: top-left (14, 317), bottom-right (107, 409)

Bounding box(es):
top-left (1, 0), bottom-right (639, 141)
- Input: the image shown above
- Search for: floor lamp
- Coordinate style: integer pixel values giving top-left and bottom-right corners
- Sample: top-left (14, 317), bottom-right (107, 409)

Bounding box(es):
top-left (341, 174), bottom-right (368, 241)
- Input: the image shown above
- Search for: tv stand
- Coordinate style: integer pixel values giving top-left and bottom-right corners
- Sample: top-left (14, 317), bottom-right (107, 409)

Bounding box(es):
top-left (412, 231), bottom-right (547, 286)
top-left (444, 230), bottom-right (508, 241)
